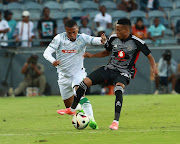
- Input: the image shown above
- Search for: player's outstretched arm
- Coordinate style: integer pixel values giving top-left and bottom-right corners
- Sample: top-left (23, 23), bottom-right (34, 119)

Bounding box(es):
top-left (83, 50), bottom-right (111, 58)
top-left (90, 33), bottom-right (107, 45)
top-left (147, 53), bottom-right (158, 76)
top-left (43, 47), bottom-right (60, 66)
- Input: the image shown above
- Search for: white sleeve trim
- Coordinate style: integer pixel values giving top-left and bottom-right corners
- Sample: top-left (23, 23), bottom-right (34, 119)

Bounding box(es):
top-left (91, 37), bottom-right (102, 45)
top-left (43, 46), bottom-right (56, 64)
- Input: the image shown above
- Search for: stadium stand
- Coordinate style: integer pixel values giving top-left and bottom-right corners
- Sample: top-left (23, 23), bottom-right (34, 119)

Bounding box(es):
top-left (43, 1), bottom-right (61, 11)
top-left (110, 10), bottom-right (128, 23)
top-left (99, 1), bottom-right (117, 12)
top-left (81, 1), bottom-right (98, 13)
top-left (62, 1), bottom-right (80, 13)
top-left (24, 1), bottom-right (43, 11)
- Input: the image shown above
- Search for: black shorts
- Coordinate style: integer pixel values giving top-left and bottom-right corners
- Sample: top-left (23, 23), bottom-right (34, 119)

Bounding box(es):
top-left (88, 66), bottom-right (130, 86)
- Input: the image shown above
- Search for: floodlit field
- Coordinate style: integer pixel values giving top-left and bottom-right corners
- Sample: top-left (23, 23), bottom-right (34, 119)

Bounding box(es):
top-left (0, 95), bottom-right (180, 144)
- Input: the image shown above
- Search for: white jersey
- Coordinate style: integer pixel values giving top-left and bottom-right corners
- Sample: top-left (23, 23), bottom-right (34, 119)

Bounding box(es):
top-left (44, 32), bottom-right (102, 77)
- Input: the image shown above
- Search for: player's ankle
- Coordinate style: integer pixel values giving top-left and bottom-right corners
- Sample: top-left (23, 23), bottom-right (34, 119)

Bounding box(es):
top-left (113, 120), bottom-right (119, 125)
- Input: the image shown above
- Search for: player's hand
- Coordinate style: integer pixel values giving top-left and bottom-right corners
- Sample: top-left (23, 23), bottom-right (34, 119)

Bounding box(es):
top-left (152, 67), bottom-right (158, 76)
top-left (83, 52), bottom-right (93, 58)
top-left (100, 33), bottom-right (107, 44)
top-left (52, 61), bottom-right (61, 67)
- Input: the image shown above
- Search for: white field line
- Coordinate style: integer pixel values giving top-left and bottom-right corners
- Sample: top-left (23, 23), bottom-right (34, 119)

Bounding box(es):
top-left (0, 129), bottom-right (180, 136)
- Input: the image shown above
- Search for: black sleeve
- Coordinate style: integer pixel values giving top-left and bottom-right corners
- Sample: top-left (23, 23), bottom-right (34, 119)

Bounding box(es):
top-left (104, 36), bottom-right (116, 51)
top-left (134, 39), bottom-right (151, 56)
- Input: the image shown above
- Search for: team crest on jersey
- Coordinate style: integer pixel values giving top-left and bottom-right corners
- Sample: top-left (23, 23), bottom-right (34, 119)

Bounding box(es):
top-left (76, 39), bottom-right (82, 45)
top-left (118, 51), bottom-right (125, 58)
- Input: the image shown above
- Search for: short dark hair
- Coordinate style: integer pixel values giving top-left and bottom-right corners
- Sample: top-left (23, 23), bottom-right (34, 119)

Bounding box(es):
top-left (117, 18), bottom-right (131, 26)
top-left (136, 17), bottom-right (143, 23)
top-left (65, 20), bottom-right (77, 28)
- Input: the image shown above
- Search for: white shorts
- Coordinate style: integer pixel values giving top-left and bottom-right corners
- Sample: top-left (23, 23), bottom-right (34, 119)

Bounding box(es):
top-left (57, 68), bottom-right (87, 100)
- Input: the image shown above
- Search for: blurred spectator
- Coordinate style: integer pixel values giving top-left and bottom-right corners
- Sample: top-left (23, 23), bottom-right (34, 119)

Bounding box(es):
top-left (57, 17), bottom-right (70, 34)
top-left (0, 11), bottom-right (10, 47)
top-left (4, 10), bottom-right (16, 47)
top-left (14, 11), bottom-right (35, 47)
top-left (96, 26), bottom-right (105, 37)
top-left (79, 16), bottom-right (93, 36)
top-left (154, 50), bottom-right (178, 94)
top-left (132, 17), bottom-right (148, 39)
top-left (94, 5), bottom-right (112, 30)
top-left (117, 0), bottom-right (137, 12)
top-left (8, 55), bottom-right (46, 96)
top-left (37, 7), bottom-right (57, 46)
top-left (140, 0), bottom-right (162, 12)
top-left (175, 19), bottom-right (180, 44)
top-left (148, 17), bottom-right (166, 46)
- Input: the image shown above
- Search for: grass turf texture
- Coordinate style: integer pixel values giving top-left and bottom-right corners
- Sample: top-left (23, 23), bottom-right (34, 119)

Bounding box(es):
top-left (0, 95), bottom-right (180, 144)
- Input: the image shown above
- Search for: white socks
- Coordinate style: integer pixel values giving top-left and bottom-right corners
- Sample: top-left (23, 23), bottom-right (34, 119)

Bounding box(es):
top-left (81, 102), bottom-right (95, 121)
top-left (113, 120), bottom-right (119, 125)
top-left (75, 103), bottom-right (82, 111)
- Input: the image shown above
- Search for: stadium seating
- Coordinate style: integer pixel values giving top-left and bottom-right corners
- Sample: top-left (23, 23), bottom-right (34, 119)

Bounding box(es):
top-left (0, 3), bottom-right (4, 10)
top-left (81, 1), bottom-right (98, 13)
top-left (148, 10), bottom-right (166, 20)
top-left (162, 38), bottom-right (177, 45)
top-left (88, 10), bottom-right (99, 20)
top-left (99, 1), bottom-right (117, 12)
top-left (70, 11), bottom-right (85, 21)
top-left (43, 1), bottom-right (61, 10)
top-left (110, 10), bottom-right (129, 23)
top-left (24, 2), bottom-right (43, 11)
top-left (62, 1), bottom-right (81, 12)
top-left (130, 10), bottom-right (146, 21)
top-left (164, 28), bottom-right (174, 38)
top-left (0, 0), bottom-right (179, 46)
top-left (29, 10), bottom-right (41, 21)
top-left (159, 1), bottom-right (173, 12)
top-left (6, 2), bottom-right (23, 10)
top-left (170, 9), bottom-right (180, 26)
top-left (175, 0), bottom-right (180, 9)
top-left (11, 9), bottom-right (23, 21)
top-left (50, 11), bottom-right (67, 20)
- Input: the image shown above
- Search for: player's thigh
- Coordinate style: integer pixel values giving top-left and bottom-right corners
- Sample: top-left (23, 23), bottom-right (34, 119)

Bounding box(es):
top-left (72, 68), bottom-right (87, 87)
top-left (58, 73), bottom-right (73, 100)
top-left (88, 66), bottom-right (106, 85)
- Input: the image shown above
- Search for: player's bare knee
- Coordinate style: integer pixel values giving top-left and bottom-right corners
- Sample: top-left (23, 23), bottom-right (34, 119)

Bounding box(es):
top-left (114, 85), bottom-right (124, 93)
top-left (116, 83), bottom-right (125, 89)
top-left (84, 77), bottom-right (92, 87)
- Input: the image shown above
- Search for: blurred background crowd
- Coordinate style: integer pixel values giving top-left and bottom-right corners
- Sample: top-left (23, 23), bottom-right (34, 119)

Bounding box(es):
top-left (1, 0), bottom-right (180, 47)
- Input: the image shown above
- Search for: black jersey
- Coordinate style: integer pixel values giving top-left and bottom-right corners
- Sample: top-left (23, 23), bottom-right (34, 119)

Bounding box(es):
top-left (104, 34), bottom-right (151, 79)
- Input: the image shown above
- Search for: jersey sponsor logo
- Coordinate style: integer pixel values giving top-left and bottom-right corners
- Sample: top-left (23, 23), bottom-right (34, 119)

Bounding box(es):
top-left (62, 50), bottom-right (77, 53)
top-left (118, 51), bottom-right (125, 58)
top-left (115, 50), bottom-right (126, 61)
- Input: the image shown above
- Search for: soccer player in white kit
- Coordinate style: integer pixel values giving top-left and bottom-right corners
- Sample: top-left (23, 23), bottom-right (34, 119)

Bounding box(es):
top-left (43, 20), bottom-right (107, 129)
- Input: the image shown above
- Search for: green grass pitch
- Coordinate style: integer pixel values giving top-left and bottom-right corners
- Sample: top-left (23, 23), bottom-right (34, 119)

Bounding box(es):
top-left (0, 94), bottom-right (180, 144)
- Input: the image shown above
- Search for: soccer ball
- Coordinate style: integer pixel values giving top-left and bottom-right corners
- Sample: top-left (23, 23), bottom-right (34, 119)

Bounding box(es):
top-left (72, 112), bottom-right (90, 130)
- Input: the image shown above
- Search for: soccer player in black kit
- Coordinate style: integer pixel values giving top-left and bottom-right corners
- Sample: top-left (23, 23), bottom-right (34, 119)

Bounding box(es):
top-left (62, 18), bottom-right (158, 130)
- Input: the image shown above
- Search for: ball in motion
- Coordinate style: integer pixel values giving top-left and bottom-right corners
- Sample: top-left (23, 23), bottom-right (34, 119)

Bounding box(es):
top-left (72, 112), bottom-right (90, 130)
